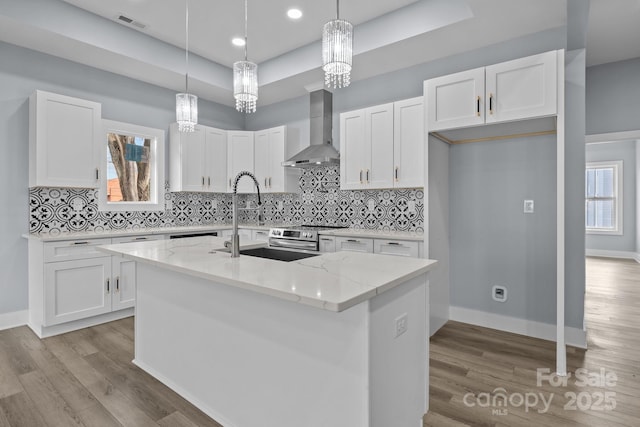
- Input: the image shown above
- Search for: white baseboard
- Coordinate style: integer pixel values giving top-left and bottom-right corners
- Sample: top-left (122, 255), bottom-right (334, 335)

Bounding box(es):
top-left (586, 249), bottom-right (638, 261)
top-left (0, 310), bottom-right (28, 331)
top-left (449, 306), bottom-right (587, 349)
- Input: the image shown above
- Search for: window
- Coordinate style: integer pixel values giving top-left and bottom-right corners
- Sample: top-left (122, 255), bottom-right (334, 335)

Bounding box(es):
top-left (585, 161), bottom-right (622, 235)
top-left (99, 120), bottom-right (165, 212)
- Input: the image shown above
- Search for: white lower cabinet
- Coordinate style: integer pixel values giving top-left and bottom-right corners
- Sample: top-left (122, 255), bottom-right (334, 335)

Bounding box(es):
top-left (335, 237), bottom-right (374, 253)
top-left (319, 236), bottom-right (336, 253)
top-left (44, 256), bottom-right (112, 326)
top-left (29, 234), bottom-right (163, 337)
top-left (220, 229), bottom-right (253, 241)
top-left (374, 239), bottom-right (420, 258)
top-left (333, 235), bottom-right (423, 258)
top-left (252, 229), bottom-right (270, 242)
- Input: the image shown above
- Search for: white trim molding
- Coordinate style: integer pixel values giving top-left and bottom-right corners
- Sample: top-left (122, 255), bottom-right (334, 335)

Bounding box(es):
top-left (0, 310), bottom-right (28, 331)
top-left (586, 130), bottom-right (640, 144)
top-left (586, 249), bottom-right (638, 261)
top-left (450, 306), bottom-right (587, 349)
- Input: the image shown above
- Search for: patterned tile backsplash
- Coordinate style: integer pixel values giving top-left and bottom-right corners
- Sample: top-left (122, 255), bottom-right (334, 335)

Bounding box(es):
top-left (29, 166), bottom-right (423, 234)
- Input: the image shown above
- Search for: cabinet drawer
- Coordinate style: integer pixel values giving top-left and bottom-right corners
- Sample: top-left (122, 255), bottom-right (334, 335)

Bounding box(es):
top-left (44, 238), bottom-right (112, 263)
top-left (374, 239), bottom-right (419, 258)
top-left (319, 236), bottom-right (336, 253)
top-left (112, 235), bottom-right (164, 244)
top-left (335, 237), bottom-right (374, 253)
top-left (252, 230), bottom-right (270, 242)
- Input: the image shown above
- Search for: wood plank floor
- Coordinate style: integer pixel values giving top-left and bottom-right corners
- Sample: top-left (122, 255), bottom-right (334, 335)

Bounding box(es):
top-left (424, 257), bottom-right (640, 426)
top-left (0, 256), bottom-right (637, 426)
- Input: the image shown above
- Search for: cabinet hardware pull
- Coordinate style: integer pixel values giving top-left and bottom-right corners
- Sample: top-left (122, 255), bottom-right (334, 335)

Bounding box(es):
top-left (208, 177), bottom-right (211, 186)
top-left (134, 237), bottom-right (148, 241)
top-left (265, 178), bottom-right (267, 187)
top-left (229, 178), bottom-right (232, 187)
top-left (72, 241), bottom-right (89, 245)
top-left (489, 93), bottom-right (493, 115)
top-left (269, 177), bottom-right (272, 188)
top-left (320, 238), bottom-right (333, 241)
top-left (366, 169), bottom-right (370, 183)
top-left (95, 168), bottom-right (99, 180)
top-left (116, 276), bottom-right (120, 292)
top-left (359, 170), bottom-right (363, 184)
top-left (106, 278), bottom-right (110, 293)
top-left (347, 239), bottom-right (359, 243)
top-left (202, 176), bottom-right (205, 186)
top-left (476, 96), bottom-right (481, 117)
top-left (395, 167), bottom-right (399, 182)
top-left (387, 242), bottom-right (401, 246)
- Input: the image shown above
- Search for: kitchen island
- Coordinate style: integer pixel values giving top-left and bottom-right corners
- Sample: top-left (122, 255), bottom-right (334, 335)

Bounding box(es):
top-left (99, 236), bottom-right (437, 427)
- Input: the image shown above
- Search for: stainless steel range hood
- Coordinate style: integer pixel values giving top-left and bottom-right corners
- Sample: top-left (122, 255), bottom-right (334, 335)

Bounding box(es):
top-left (282, 89), bottom-right (340, 168)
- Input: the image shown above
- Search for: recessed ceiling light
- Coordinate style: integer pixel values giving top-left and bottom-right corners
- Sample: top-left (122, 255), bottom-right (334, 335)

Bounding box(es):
top-left (232, 37), bottom-right (246, 47)
top-left (287, 8), bottom-right (302, 20)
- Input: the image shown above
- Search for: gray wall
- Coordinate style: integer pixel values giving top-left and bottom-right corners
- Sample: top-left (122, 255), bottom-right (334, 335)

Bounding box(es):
top-left (449, 136), bottom-right (557, 323)
top-left (586, 57), bottom-right (640, 135)
top-left (585, 140), bottom-right (637, 253)
top-left (0, 41), bottom-right (243, 315)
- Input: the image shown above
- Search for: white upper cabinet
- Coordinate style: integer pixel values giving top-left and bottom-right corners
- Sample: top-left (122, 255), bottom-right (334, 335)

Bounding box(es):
top-left (393, 97), bottom-right (424, 188)
top-left (485, 50), bottom-right (557, 123)
top-left (341, 99), bottom-right (423, 190)
top-left (169, 123), bottom-right (227, 193)
top-left (340, 108), bottom-right (367, 190)
top-left (426, 50), bottom-right (558, 132)
top-left (367, 103), bottom-right (395, 189)
top-left (29, 90), bottom-right (102, 188)
top-left (254, 126), bottom-right (298, 193)
top-left (227, 131), bottom-right (255, 193)
top-left (426, 68), bottom-right (485, 132)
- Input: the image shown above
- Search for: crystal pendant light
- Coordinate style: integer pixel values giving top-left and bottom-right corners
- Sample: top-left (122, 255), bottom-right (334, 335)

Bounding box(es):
top-left (176, 0), bottom-right (198, 132)
top-left (233, 0), bottom-right (258, 113)
top-left (322, 0), bottom-right (353, 89)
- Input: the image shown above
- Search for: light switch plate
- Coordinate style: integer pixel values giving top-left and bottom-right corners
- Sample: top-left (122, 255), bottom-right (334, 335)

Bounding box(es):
top-left (368, 200), bottom-right (375, 212)
top-left (212, 200), bottom-right (217, 210)
top-left (408, 200), bottom-right (416, 213)
top-left (524, 200), bottom-right (534, 213)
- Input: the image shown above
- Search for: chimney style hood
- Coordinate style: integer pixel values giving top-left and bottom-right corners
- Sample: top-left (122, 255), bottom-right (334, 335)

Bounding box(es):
top-left (282, 89), bottom-right (340, 168)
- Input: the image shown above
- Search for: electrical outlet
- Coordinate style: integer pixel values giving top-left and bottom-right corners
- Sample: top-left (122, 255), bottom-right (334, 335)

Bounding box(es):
top-left (524, 199), bottom-right (534, 213)
top-left (165, 199), bottom-right (173, 210)
top-left (368, 200), bottom-right (375, 212)
top-left (492, 285), bottom-right (508, 302)
top-left (395, 313), bottom-right (408, 337)
top-left (278, 201), bottom-right (284, 211)
top-left (212, 200), bottom-right (217, 210)
top-left (408, 200), bottom-right (416, 213)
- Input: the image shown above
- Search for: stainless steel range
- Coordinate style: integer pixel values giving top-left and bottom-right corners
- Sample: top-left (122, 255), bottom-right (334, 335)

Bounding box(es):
top-left (269, 225), bottom-right (347, 252)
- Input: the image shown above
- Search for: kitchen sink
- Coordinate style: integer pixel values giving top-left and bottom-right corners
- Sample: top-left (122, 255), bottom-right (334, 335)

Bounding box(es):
top-left (239, 247), bottom-right (319, 262)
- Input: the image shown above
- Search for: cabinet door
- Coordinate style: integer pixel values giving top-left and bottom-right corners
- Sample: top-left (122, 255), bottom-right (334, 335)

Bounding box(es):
top-left (205, 127), bottom-right (228, 193)
top-left (425, 68), bottom-right (485, 131)
top-left (252, 229), bottom-right (270, 242)
top-left (181, 126), bottom-right (207, 191)
top-left (373, 239), bottom-right (419, 258)
top-left (254, 130), bottom-right (270, 191)
top-left (30, 91), bottom-right (102, 188)
top-left (44, 257), bottom-right (111, 326)
top-left (340, 109), bottom-right (367, 190)
top-left (227, 131), bottom-right (255, 193)
top-left (335, 237), bottom-right (374, 253)
top-left (393, 97), bottom-right (424, 188)
top-left (367, 103), bottom-right (394, 189)
top-left (266, 127), bottom-right (287, 192)
top-left (111, 256), bottom-right (135, 311)
top-left (485, 50), bottom-right (557, 123)
top-left (319, 236), bottom-right (336, 253)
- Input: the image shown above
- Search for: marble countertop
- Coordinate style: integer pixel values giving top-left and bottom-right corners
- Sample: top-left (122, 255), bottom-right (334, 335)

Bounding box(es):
top-left (318, 228), bottom-right (424, 241)
top-left (98, 236), bottom-right (437, 312)
top-left (23, 224), bottom-right (279, 242)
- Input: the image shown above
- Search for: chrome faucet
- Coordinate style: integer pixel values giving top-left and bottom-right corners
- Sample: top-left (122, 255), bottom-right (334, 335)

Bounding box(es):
top-left (224, 171), bottom-right (261, 257)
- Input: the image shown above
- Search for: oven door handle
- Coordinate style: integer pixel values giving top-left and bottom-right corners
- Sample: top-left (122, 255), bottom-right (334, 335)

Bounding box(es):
top-left (269, 239), bottom-right (318, 251)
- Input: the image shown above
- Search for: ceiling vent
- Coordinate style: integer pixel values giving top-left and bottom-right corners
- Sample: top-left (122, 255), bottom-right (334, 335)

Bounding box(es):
top-left (116, 14), bottom-right (148, 30)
